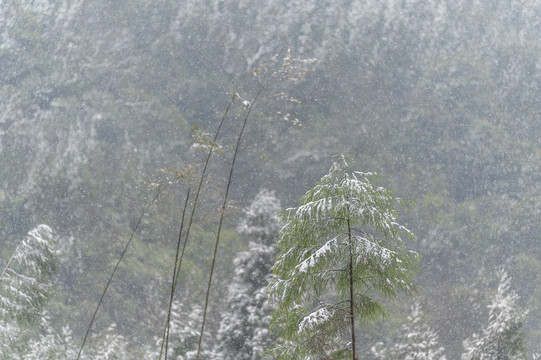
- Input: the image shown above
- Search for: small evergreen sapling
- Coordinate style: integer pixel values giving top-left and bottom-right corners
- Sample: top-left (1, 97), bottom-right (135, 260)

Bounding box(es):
top-left (371, 302), bottom-right (446, 360)
top-left (462, 270), bottom-right (527, 360)
top-left (269, 156), bottom-right (419, 360)
top-left (214, 189), bottom-right (281, 360)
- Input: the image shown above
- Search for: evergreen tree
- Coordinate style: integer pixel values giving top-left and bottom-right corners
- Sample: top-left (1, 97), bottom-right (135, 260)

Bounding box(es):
top-left (269, 156), bottom-right (419, 360)
top-left (214, 189), bottom-right (281, 360)
top-left (0, 224), bottom-right (58, 358)
top-left (462, 270), bottom-right (527, 360)
top-left (371, 302), bottom-right (446, 360)
top-left (25, 313), bottom-right (77, 359)
top-left (25, 318), bottom-right (133, 360)
top-left (86, 323), bottom-right (130, 360)
top-left (146, 299), bottom-right (213, 360)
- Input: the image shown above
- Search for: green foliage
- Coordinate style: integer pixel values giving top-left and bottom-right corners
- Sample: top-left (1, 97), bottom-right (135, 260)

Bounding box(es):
top-left (270, 156), bottom-right (419, 359)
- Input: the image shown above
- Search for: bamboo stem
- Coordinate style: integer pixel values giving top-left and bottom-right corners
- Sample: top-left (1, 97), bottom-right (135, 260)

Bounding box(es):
top-left (159, 188), bottom-right (190, 360)
top-left (76, 185), bottom-right (166, 360)
top-left (171, 92), bottom-right (237, 294)
top-left (195, 87), bottom-right (263, 360)
top-left (157, 92), bottom-right (237, 360)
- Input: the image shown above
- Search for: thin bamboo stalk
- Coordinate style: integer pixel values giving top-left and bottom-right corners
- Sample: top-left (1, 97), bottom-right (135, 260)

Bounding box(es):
top-left (157, 92), bottom-right (237, 360)
top-left (195, 86), bottom-right (263, 360)
top-left (159, 188), bottom-right (190, 360)
top-left (76, 186), bottom-right (166, 360)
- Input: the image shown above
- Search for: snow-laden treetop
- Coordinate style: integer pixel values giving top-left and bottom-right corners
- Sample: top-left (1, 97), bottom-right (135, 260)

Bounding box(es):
top-left (269, 156), bottom-right (419, 359)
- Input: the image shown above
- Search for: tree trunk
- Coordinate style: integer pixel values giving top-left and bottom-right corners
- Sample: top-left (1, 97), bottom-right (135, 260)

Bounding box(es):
top-left (347, 213), bottom-right (357, 360)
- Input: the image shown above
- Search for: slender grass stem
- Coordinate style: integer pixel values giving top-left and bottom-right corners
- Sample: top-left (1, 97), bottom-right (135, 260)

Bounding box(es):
top-left (158, 188), bottom-right (190, 360)
top-left (157, 92), bottom-right (237, 360)
top-left (195, 86), bottom-right (263, 360)
top-left (76, 185), bottom-right (166, 360)
top-left (171, 92), bottom-right (237, 293)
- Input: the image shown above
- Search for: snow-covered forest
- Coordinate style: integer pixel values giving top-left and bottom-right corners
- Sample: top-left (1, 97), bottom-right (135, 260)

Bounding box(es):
top-left (1, 0), bottom-right (541, 358)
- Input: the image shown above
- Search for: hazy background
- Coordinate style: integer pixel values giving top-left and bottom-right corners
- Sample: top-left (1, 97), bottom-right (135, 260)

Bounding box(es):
top-left (1, 0), bottom-right (540, 357)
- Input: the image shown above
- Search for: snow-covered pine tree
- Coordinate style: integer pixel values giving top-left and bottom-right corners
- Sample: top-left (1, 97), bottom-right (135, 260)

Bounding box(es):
top-left (25, 313), bottom-right (77, 359)
top-left (269, 156), bottom-right (419, 360)
top-left (0, 224), bottom-right (58, 358)
top-left (85, 323), bottom-right (130, 360)
top-left (371, 302), bottom-right (446, 360)
top-left (462, 270), bottom-right (527, 360)
top-left (26, 318), bottom-right (138, 359)
top-left (214, 189), bottom-right (281, 360)
top-left (147, 299), bottom-right (212, 360)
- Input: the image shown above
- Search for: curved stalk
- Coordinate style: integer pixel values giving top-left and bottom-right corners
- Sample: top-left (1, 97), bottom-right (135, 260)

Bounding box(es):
top-left (159, 188), bottom-right (190, 360)
top-left (76, 185), bottom-right (167, 360)
top-left (171, 92), bottom-right (236, 292)
top-left (157, 92), bottom-right (237, 360)
top-left (195, 86), bottom-right (263, 359)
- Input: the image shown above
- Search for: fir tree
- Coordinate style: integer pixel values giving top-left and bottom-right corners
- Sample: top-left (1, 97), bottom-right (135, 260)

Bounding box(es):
top-left (462, 270), bottom-right (527, 360)
top-left (0, 224), bottom-right (58, 359)
top-left (269, 156), bottom-right (419, 360)
top-left (25, 314), bottom-right (77, 359)
top-left (86, 323), bottom-right (130, 360)
top-left (371, 302), bottom-right (446, 360)
top-left (25, 318), bottom-right (133, 359)
top-left (214, 189), bottom-right (281, 360)
top-left (147, 300), bottom-right (213, 360)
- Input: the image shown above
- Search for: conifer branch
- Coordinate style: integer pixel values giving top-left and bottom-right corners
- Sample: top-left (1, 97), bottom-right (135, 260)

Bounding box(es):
top-left (0, 242), bottom-right (22, 282)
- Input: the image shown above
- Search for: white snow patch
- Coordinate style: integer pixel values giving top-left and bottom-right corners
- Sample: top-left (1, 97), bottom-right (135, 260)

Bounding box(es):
top-left (294, 236), bottom-right (340, 273)
top-left (298, 307), bottom-right (332, 333)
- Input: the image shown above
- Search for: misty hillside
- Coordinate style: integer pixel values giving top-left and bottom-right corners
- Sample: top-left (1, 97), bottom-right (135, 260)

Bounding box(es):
top-left (1, 0), bottom-right (540, 358)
